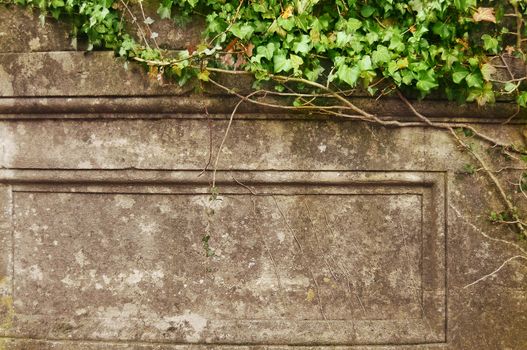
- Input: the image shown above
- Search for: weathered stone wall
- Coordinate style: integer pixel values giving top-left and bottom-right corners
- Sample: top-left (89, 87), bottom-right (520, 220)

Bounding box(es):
top-left (0, 5), bottom-right (526, 350)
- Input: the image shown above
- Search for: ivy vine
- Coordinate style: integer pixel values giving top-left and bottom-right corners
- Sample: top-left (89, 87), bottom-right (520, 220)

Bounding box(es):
top-left (4, 0), bottom-right (527, 238)
top-left (6, 0), bottom-right (527, 103)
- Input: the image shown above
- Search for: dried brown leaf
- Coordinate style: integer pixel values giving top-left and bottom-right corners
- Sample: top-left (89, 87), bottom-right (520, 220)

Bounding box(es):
top-left (473, 7), bottom-right (496, 23)
top-left (281, 5), bottom-right (294, 19)
top-left (244, 42), bottom-right (254, 57)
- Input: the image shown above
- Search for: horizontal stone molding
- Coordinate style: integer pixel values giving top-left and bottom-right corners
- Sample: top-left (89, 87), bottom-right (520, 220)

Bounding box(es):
top-left (0, 169), bottom-right (441, 186)
top-left (0, 96), bottom-right (524, 124)
top-left (0, 51), bottom-right (526, 123)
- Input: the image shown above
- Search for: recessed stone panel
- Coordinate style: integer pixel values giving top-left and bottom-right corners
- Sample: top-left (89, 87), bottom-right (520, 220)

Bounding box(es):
top-left (1, 171), bottom-right (446, 345)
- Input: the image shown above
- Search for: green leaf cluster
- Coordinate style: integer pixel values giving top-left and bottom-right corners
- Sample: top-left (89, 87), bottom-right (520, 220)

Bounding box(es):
top-left (8, 0), bottom-right (527, 105)
top-left (13, 0), bottom-right (125, 49)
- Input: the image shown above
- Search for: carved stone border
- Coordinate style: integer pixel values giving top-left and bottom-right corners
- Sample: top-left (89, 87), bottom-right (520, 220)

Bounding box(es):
top-left (0, 170), bottom-right (446, 346)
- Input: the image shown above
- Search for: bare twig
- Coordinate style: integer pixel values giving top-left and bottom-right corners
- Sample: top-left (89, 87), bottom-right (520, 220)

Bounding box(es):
top-left (137, 0), bottom-right (160, 50)
top-left (464, 255), bottom-right (527, 288)
top-left (512, 1), bottom-right (523, 51)
top-left (449, 204), bottom-right (527, 256)
top-left (207, 68), bottom-right (527, 234)
top-left (474, 166), bottom-right (527, 173)
top-left (211, 99), bottom-right (243, 189)
top-left (272, 195), bottom-right (329, 322)
top-left (503, 104), bottom-right (521, 124)
top-left (119, 0), bottom-right (150, 48)
top-left (517, 172), bottom-right (527, 200)
top-left (232, 176), bottom-right (258, 195)
top-left (198, 106), bottom-right (213, 177)
top-left (204, 67), bottom-right (526, 154)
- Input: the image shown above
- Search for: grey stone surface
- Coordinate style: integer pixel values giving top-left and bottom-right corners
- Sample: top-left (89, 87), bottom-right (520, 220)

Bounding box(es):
top-left (0, 6), bottom-right (75, 52)
top-left (5, 173), bottom-right (443, 345)
top-left (0, 113), bottom-right (524, 350)
top-left (0, 6), bottom-right (526, 350)
top-left (0, 170), bottom-right (447, 347)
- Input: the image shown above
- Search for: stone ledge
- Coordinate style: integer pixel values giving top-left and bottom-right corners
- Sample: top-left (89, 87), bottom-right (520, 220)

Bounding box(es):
top-left (0, 95), bottom-right (524, 124)
top-left (1, 51), bottom-right (525, 123)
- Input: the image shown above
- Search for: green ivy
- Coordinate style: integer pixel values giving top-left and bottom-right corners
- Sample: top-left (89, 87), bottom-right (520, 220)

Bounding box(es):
top-left (6, 0), bottom-right (527, 106)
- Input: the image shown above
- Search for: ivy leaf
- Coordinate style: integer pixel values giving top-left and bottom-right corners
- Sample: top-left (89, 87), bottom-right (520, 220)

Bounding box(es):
top-left (466, 73), bottom-right (484, 88)
top-left (278, 17), bottom-right (295, 31)
top-left (346, 18), bottom-right (362, 32)
top-left (432, 22), bottom-right (452, 40)
top-left (296, 0), bottom-right (317, 14)
top-left (337, 64), bottom-right (360, 86)
top-left (397, 58), bottom-right (409, 69)
top-left (365, 31), bottom-right (379, 45)
top-left (254, 43), bottom-right (275, 62)
top-left (452, 66), bottom-right (469, 84)
top-left (230, 23), bottom-right (254, 40)
top-left (358, 55), bottom-right (372, 71)
top-left (197, 70), bottom-right (210, 81)
top-left (157, 1), bottom-right (172, 19)
top-left (372, 45), bottom-right (391, 66)
top-left (292, 35), bottom-right (311, 54)
top-left (273, 53), bottom-right (292, 73)
top-left (305, 66), bottom-right (324, 81)
top-left (290, 54), bottom-right (304, 71)
top-left (401, 69), bottom-right (414, 85)
top-left (481, 34), bottom-right (499, 54)
top-left (335, 31), bottom-right (351, 47)
top-left (467, 82), bottom-right (495, 106)
top-left (118, 36), bottom-right (136, 57)
top-left (454, 0), bottom-right (477, 11)
top-left (416, 70), bottom-right (438, 93)
top-left (517, 91), bottom-right (527, 108)
top-left (465, 73), bottom-right (483, 88)
top-left (360, 5), bottom-right (375, 18)
top-left (281, 5), bottom-right (294, 19)
top-left (504, 82), bottom-right (517, 93)
top-left (480, 63), bottom-right (497, 81)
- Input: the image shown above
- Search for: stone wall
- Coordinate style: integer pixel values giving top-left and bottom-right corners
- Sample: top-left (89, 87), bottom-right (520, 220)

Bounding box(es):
top-left (0, 5), bottom-right (526, 349)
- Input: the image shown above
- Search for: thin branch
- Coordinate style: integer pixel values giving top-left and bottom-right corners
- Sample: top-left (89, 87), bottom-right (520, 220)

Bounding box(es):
top-left (396, 90), bottom-right (524, 153)
top-left (207, 70), bottom-right (526, 235)
top-left (503, 104), bottom-right (521, 124)
top-left (211, 99), bottom-right (242, 189)
top-left (137, 0), bottom-right (160, 50)
top-left (450, 203), bottom-right (527, 256)
top-left (398, 91), bottom-right (526, 234)
top-left (119, 0), bottom-right (150, 48)
top-left (512, 1), bottom-right (523, 50)
top-left (475, 166), bottom-right (527, 173)
top-left (205, 68), bottom-right (526, 155)
top-left (463, 255), bottom-right (527, 288)
top-left (490, 76), bottom-right (527, 84)
top-left (198, 106), bottom-right (213, 177)
top-left (232, 176), bottom-right (258, 195)
top-left (208, 78), bottom-right (379, 123)
top-left (519, 172), bottom-right (527, 200)
top-left (211, 89), bottom-right (261, 189)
